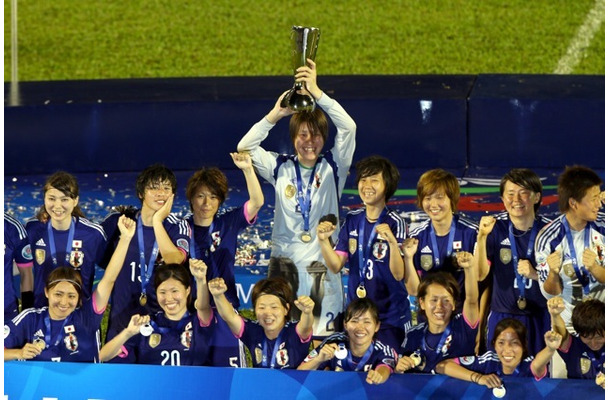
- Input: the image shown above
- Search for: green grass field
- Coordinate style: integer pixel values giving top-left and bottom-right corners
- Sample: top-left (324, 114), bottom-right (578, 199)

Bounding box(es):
top-left (4, 0), bottom-right (604, 81)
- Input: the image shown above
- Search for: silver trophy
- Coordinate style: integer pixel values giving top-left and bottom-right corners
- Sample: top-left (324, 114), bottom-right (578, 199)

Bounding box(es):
top-left (281, 26), bottom-right (320, 112)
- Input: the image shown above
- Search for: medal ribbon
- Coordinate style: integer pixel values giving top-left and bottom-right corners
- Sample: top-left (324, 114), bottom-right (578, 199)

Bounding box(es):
top-left (44, 310), bottom-right (71, 348)
top-left (150, 311), bottom-right (191, 334)
top-left (422, 323), bottom-right (452, 355)
top-left (429, 219), bottom-right (456, 268)
top-left (137, 215), bottom-right (160, 298)
top-left (357, 208), bottom-right (387, 289)
top-left (47, 218), bottom-right (76, 267)
top-left (189, 218), bottom-right (217, 277)
top-left (561, 216), bottom-right (592, 295)
top-left (346, 342), bottom-right (375, 371)
top-left (293, 156), bottom-right (321, 233)
top-left (508, 220), bottom-right (539, 302)
top-left (262, 328), bottom-right (285, 368)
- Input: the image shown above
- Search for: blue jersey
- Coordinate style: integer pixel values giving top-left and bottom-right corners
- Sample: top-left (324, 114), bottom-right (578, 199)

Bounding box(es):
top-left (486, 213), bottom-right (550, 314)
top-left (336, 208), bottom-right (410, 332)
top-left (401, 313), bottom-right (479, 373)
top-left (26, 217), bottom-right (107, 308)
top-left (4, 297), bottom-right (105, 362)
top-left (535, 213), bottom-right (605, 331)
top-left (204, 309), bottom-right (247, 367)
top-left (185, 203), bottom-right (255, 309)
top-left (302, 332), bottom-right (397, 372)
top-left (454, 351), bottom-right (544, 379)
top-left (101, 210), bottom-right (190, 342)
top-left (4, 213), bottom-right (33, 319)
top-left (120, 311), bottom-right (211, 366)
top-left (238, 319), bottom-right (311, 369)
top-left (408, 214), bottom-right (478, 309)
top-left (558, 334), bottom-right (605, 379)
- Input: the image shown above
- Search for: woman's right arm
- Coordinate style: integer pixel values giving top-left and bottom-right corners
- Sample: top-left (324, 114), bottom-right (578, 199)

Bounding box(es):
top-left (99, 314), bottom-right (149, 362)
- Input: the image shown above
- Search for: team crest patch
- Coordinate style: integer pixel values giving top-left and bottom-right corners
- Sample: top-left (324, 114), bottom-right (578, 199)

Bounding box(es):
top-left (181, 329), bottom-right (192, 349)
top-left (149, 333), bottom-right (161, 348)
top-left (580, 357), bottom-right (591, 374)
top-left (563, 263), bottom-right (576, 278)
top-left (69, 250), bottom-right (84, 268)
top-left (499, 248), bottom-right (512, 264)
top-left (4, 325), bottom-right (10, 339)
top-left (35, 249), bottom-right (46, 265)
top-left (372, 242), bottom-right (388, 260)
top-left (64, 333), bottom-right (78, 351)
top-left (420, 255), bottom-right (433, 271)
top-left (276, 348), bottom-right (289, 367)
top-left (349, 238), bottom-right (357, 255)
top-left (177, 238), bottom-right (189, 252)
top-left (459, 355), bottom-right (475, 365)
top-left (255, 347), bottom-right (263, 364)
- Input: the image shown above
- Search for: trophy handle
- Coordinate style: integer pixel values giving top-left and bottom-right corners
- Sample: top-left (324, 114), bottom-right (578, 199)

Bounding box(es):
top-left (282, 26), bottom-right (320, 112)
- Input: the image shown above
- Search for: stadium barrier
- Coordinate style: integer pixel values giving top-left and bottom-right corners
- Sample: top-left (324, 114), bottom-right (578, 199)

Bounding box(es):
top-left (4, 360), bottom-right (604, 400)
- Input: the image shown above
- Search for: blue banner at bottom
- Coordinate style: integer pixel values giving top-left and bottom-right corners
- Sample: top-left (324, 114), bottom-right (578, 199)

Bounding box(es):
top-left (4, 361), bottom-right (604, 400)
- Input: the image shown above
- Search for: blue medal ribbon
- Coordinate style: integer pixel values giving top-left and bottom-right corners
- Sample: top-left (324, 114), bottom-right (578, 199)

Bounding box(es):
top-left (293, 156), bottom-right (321, 233)
top-left (429, 219), bottom-right (456, 268)
top-left (422, 322), bottom-right (452, 355)
top-left (137, 215), bottom-right (159, 299)
top-left (150, 311), bottom-right (191, 334)
top-left (44, 310), bottom-right (71, 348)
top-left (508, 220), bottom-right (539, 303)
top-left (261, 328), bottom-right (285, 368)
top-left (561, 216), bottom-right (592, 295)
top-left (357, 208), bottom-right (388, 289)
top-left (346, 342), bottom-right (375, 371)
top-left (47, 218), bottom-right (76, 267)
top-left (189, 218), bottom-right (216, 277)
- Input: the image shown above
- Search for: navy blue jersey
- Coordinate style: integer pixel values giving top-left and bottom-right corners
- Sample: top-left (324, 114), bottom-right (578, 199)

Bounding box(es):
top-left (558, 334), bottom-right (605, 379)
top-left (4, 297), bottom-right (105, 362)
top-left (4, 213), bottom-right (33, 319)
top-left (185, 203), bottom-right (254, 309)
top-left (121, 311), bottom-right (211, 366)
top-left (101, 210), bottom-right (190, 341)
top-left (454, 351), bottom-right (544, 379)
top-left (408, 214), bottom-right (478, 310)
top-left (204, 308), bottom-right (247, 367)
top-left (26, 217), bottom-right (107, 308)
top-left (302, 332), bottom-right (397, 372)
top-left (336, 208), bottom-right (411, 332)
top-left (401, 313), bottom-right (479, 373)
top-left (238, 319), bottom-right (311, 369)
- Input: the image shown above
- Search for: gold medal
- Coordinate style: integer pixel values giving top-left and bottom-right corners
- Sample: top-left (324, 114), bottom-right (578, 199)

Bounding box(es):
top-left (139, 293), bottom-right (147, 306)
top-left (409, 353), bottom-right (422, 367)
top-left (517, 297), bottom-right (527, 310)
top-left (300, 232), bottom-right (312, 243)
top-left (33, 338), bottom-right (46, 351)
top-left (356, 285), bottom-right (366, 298)
top-left (285, 185), bottom-right (296, 199)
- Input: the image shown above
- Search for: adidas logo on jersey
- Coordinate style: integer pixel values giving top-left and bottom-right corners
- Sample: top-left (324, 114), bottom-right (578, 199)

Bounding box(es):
top-left (349, 230), bottom-right (358, 237)
top-left (34, 329), bottom-right (44, 338)
top-left (36, 238), bottom-right (46, 247)
top-left (500, 238), bottom-right (511, 246)
top-left (421, 245), bottom-right (432, 253)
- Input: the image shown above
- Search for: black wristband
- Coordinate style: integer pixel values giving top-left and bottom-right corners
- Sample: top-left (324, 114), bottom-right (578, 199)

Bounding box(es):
top-left (21, 291), bottom-right (34, 310)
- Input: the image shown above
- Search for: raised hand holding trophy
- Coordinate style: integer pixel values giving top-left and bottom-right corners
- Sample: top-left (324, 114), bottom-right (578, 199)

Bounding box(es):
top-left (280, 26), bottom-right (321, 112)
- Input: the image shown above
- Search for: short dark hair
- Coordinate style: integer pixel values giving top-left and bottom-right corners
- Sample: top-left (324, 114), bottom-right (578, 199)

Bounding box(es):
top-left (557, 165), bottom-right (602, 213)
top-left (46, 266), bottom-right (84, 307)
top-left (251, 276), bottom-right (293, 311)
top-left (491, 318), bottom-right (529, 361)
top-left (572, 299), bottom-right (605, 338)
top-left (344, 297), bottom-right (380, 325)
top-left (416, 271), bottom-right (460, 318)
top-left (153, 263), bottom-right (193, 306)
top-left (136, 164), bottom-right (177, 202)
top-left (355, 155), bottom-right (400, 203)
top-left (500, 168), bottom-right (543, 213)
